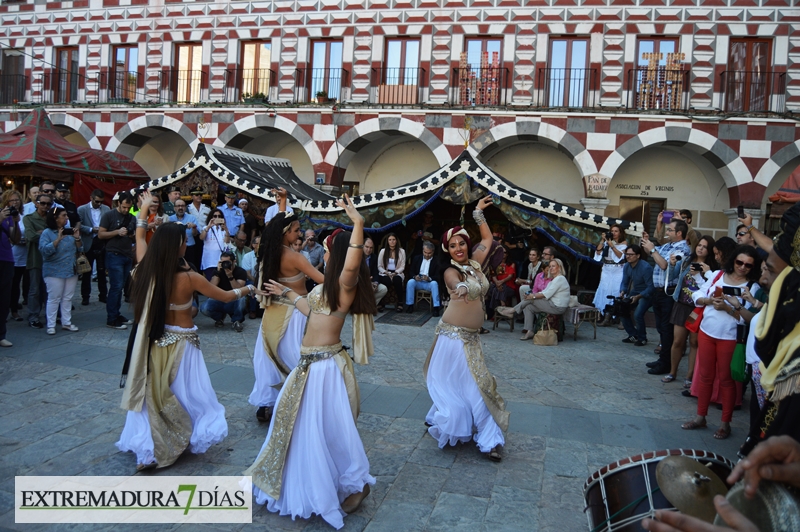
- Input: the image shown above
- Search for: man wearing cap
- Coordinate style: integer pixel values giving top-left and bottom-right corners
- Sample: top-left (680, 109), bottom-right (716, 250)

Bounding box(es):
top-left (188, 188), bottom-right (211, 229)
top-left (55, 183), bottom-right (80, 228)
top-left (162, 186), bottom-right (181, 217)
top-left (219, 191), bottom-right (245, 237)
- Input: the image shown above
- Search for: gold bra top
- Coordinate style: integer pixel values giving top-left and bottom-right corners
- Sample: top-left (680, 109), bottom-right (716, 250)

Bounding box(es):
top-left (448, 259), bottom-right (489, 301)
top-left (307, 284), bottom-right (348, 320)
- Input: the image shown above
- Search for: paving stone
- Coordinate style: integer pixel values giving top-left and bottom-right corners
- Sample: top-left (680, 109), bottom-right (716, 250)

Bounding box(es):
top-left (363, 500), bottom-right (431, 532)
top-left (383, 463), bottom-right (448, 505)
top-left (599, 412), bottom-right (658, 449)
top-left (360, 386), bottom-right (419, 417)
top-left (0, 378), bottom-right (47, 394)
top-left (3, 432), bottom-right (88, 467)
top-left (484, 485), bottom-right (539, 529)
top-left (549, 407), bottom-right (603, 444)
top-left (426, 492), bottom-right (488, 531)
top-left (406, 447), bottom-right (457, 469)
top-left (441, 459), bottom-right (497, 499)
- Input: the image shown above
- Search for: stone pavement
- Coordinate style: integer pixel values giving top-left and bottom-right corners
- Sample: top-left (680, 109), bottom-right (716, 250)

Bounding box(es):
top-left (0, 298), bottom-right (749, 531)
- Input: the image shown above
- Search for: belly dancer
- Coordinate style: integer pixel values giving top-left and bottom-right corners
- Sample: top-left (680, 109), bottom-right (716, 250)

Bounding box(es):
top-left (424, 195), bottom-right (509, 461)
top-left (246, 195), bottom-right (377, 529)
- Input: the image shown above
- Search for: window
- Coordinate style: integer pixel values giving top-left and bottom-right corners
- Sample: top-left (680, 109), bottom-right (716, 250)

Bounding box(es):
top-left (545, 38), bottom-right (589, 107)
top-left (630, 37), bottom-right (685, 111)
top-left (174, 44), bottom-right (202, 103)
top-left (724, 39), bottom-right (772, 112)
top-left (619, 197), bottom-right (665, 235)
top-left (240, 41), bottom-right (271, 97)
top-left (1, 49), bottom-right (25, 104)
top-left (457, 38), bottom-right (503, 105)
top-left (309, 40), bottom-right (344, 102)
top-left (379, 39), bottom-right (420, 104)
top-left (111, 46), bottom-right (138, 101)
top-left (55, 47), bottom-right (79, 103)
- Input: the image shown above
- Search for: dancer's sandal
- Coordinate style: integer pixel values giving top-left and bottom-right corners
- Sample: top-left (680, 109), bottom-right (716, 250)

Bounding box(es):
top-left (341, 485), bottom-right (370, 514)
top-left (661, 374), bottom-right (676, 383)
top-left (681, 419), bottom-right (707, 430)
top-left (488, 445), bottom-right (502, 462)
top-left (479, 327), bottom-right (490, 334)
top-left (713, 427), bottom-right (731, 440)
top-left (136, 462), bottom-right (157, 472)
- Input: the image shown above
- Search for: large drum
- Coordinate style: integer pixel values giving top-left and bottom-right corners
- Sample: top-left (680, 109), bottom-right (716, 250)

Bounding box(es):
top-left (583, 449), bottom-right (734, 532)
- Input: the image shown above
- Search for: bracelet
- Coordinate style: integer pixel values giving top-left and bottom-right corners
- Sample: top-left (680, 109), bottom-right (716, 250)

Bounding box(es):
top-left (473, 208), bottom-right (486, 226)
top-left (455, 281), bottom-right (469, 292)
top-left (233, 288), bottom-right (241, 298)
top-left (281, 287), bottom-right (291, 297)
top-left (136, 220), bottom-right (147, 229)
top-left (746, 225), bottom-right (755, 233)
top-left (349, 243), bottom-right (364, 249)
top-left (292, 295), bottom-right (305, 305)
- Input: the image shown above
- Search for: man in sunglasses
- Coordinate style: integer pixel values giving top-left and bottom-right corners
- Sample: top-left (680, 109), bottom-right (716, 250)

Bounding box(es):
top-left (22, 194), bottom-right (51, 329)
top-left (736, 222), bottom-right (768, 260)
top-left (641, 219), bottom-right (691, 374)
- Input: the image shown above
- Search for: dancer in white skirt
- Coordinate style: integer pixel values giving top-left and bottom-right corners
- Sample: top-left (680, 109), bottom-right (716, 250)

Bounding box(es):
top-left (593, 224), bottom-right (627, 326)
top-left (249, 188), bottom-right (324, 423)
top-left (246, 195), bottom-right (377, 529)
top-left (424, 196), bottom-right (510, 462)
top-left (117, 190), bottom-right (264, 471)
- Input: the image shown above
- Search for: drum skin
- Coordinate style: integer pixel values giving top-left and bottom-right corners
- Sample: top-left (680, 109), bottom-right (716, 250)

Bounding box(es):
top-left (584, 449), bottom-right (734, 532)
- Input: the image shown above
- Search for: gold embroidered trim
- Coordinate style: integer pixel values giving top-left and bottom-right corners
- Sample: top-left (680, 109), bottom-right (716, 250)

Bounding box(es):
top-left (155, 330), bottom-right (200, 349)
top-left (259, 302), bottom-right (296, 377)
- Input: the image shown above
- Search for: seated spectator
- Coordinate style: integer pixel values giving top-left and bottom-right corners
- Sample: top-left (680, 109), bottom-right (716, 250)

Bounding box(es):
top-left (200, 251), bottom-right (248, 332)
top-left (515, 248), bottom-right (543, 302)
top-left (497, 259), bottom-right (553, 333)
top-left (378, 233), bottom-right (406, 311)
top-left (486, 247), bottom-right (516, 319)
top-left (405, 241), bottom-right (441, 316)
top-left (499, 259), bottom-right (570, 340)
top-left (364, 237), bottom-right (387, 309)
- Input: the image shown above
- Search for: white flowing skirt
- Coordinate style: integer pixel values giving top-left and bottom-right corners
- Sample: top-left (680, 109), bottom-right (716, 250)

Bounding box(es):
top-left (425, 334), bottom-right (504, 453)
top-left (592, 264), bottom-right (625, 310)
top-left (249, 308), bottom-right (306, 407)
top-left (253, 357), bottom-right (375, 530)
top-left (116, 325), bottom-right (228, 465)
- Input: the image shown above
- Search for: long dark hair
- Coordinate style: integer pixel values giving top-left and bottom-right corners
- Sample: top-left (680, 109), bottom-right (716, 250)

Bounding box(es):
top-left (45, 207), bottom-right (67, 230)
top-left (713, 236), bottom-right (737, 266)
top-left (724, 244), bottom-right (762, 282)
top-left (258, 211), bottom-right (299, 286)
top-left (690, 235), bottom-right (718, 271)
top-left (323, 231), bottom-right (377, 315)
top-left (380, 232), bottom-right (401, 270)
top-left (610, 223), bottom-right (626, 243)
top-left (132, 223), bottom-right (188, 340)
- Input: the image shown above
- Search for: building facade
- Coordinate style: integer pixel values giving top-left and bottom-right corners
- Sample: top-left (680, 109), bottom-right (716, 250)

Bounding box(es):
top-left (1, 0), bottom-right (799, 237)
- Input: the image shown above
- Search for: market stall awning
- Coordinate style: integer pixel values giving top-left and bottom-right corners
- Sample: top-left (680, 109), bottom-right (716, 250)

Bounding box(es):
top-left (0, 109), bottom-right (148, 181)
top-left (300, 150), bottom-right (644, 261)
top-left (142, 143), bottom-right (334, 203)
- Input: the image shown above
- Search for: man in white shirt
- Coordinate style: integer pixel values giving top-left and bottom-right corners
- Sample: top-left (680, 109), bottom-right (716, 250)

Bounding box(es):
top-left (405, 241), bottom-right (442, 316)
top-left (22, 186), bottom-right (39, 215)
top-left (187, 187), bottom-right (211, 229)
top-left (263, 187), bottom-right (293, 224)
top-left (77, 189), bottom-right (110, 305)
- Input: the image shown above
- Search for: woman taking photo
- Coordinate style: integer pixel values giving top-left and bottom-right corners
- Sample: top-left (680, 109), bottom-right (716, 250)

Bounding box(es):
top-left (249, 188), bottom-right (324, 423)
top-left (0, 190), bottom-right (22, 347)
top-left (377, 233), bottom-right (406, 311)
top-left (593, 224), bottom-right (627, 326)
top-left (682, 245), bottom-right (761, 440)
top-left (487, 247), bottom-right (516, 319)
top-left (662, 236), bottom-right (718, 385)
top-left (38, 207), bottom-right (81, 335)
top-left (246, 195), bottom-right (376, 529)
top-left (199, 207), bottom-right (230, 279)
top-left (144, 194), bottom-right (169, 244)
top-left (424, 196), bottom-right (509, 462)
top-left (116, 191), bottom-right (263, 471)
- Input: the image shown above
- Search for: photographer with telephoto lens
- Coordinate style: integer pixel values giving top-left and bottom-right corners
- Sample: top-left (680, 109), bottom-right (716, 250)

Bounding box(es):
top-left (199, 250), bottom-right (248, 331)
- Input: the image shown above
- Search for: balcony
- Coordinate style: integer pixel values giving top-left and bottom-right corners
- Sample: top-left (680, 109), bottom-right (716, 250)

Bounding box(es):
top-left (294, 67), bottom-right (349, 103)
top-left (226, 68), bottom-right (274, 103)
top-left (105, 70), bottom-right (140, 103)
top-left (627, 66), bottom-right (689, 111)
top-left (159, 69), bottom-right (206, 104)
top-left (0, 74), bottom-right (26, 105)
top-left (371, 67), bottom-right (425, 105)
top-left (538, 68), bottom-right (597, 108)
top-left (52, 68), bottom-right (80, 104)
top-left (451, 67), bottom-right (508, 106)
top-left (720, 71), bottom-right (786, 114)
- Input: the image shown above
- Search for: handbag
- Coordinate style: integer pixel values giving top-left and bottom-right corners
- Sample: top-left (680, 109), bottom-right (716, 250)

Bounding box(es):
top-left (75, 252), bottom-right (92, 275)
top-left (533, 318), bottom-right (558, 346)
top-left (684, 270), bottom-right (724, 333)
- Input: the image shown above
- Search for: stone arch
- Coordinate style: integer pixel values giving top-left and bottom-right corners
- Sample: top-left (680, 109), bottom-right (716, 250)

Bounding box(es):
top-left (215, 114), bottom-right (323, 166)
top-left (323, 117), bottom-right (450, 169)
top-left (469, 119), bottom-right (598, 179)
top-left (48, 113), bottom-right (101, 149)
top-left (105, 115), bottom-right (198, 154)
top-left (755, 140), bottom-right (800, 188)
top-left (600, 126), bottom-right (751, 188)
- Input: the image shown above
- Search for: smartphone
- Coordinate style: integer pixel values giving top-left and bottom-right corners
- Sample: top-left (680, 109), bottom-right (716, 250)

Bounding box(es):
top-left (662, 211), bottom-right (674, 224)
top-left (737, 205), bottom-right (745, 219)
top-left (722, 286), bottom-right (743, 297)
top-left (691, 262), bottom-right (702, 270)
top-left (714, 286), bottom-right (723, 298)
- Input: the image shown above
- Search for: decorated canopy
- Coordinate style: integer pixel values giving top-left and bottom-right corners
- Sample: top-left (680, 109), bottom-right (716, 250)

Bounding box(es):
top-left (0, 109), bottom-right (148, 181)
top-left (299, 151), bottom-right (644, 261)
top-left (141, 143), bottom-right (335, 203)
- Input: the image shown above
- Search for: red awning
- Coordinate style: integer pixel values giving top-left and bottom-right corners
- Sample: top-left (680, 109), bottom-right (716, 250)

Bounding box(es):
top-left (0, 108), bottom-right (148, 182)
top-left (769, 164), bottom-right (800, 204)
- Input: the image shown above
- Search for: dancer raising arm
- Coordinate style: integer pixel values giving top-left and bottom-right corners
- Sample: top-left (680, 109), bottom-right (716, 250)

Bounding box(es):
top-left (116, 190), bottom-right (264, 471)
top-left (424, 195), bottom-right (510, 461)
top-left (249, 187), bottom-right (325, 423)
top-left (246, 194), bottom-right (377, 529)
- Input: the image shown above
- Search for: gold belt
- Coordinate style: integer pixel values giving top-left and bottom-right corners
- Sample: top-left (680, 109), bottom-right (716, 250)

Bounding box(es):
top-left (155, 329), bottom-right (200, 349)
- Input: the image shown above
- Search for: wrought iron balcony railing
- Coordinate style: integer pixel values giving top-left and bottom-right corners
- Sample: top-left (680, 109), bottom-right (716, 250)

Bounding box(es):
top-left (451, 66), bottom-right (508, 106)
top-left (226, 68), bottom-right (274, 103)
top-left (370, 67), bottom-right (425, 105)
top-left (627, 66), bottom-right (689, 111)
top-left (537, 68), bottom-right (597, 108)
top-left (294, 67), bottom-right (349, 103)
top-left (159, 69), bottom-right (206, 103)
top-left (0, 74), bottom-right (26, 105)
top-left (720, 70), bottom-right (786, 114)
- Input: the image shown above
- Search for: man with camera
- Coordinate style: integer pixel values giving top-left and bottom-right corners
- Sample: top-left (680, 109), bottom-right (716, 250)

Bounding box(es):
top-left (619, 244), bottom-right (654, 346)
top-left (641, 219), bottom-right (691, 373)
top-left (200, 250), bottom-right (248, 332)
top-left (169, 199), bottom-right (199, 268)
top-left (302, 229), bottom-right (325, 271)
top-left (405, 241), bottom-right (442, 316)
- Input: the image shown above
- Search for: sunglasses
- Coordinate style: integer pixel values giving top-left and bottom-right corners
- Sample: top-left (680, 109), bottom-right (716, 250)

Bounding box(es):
top-left (736, 232), bottom-right (748, 237)
top-left (211, 215), bottom-right (223, 218)
top-left (38, 201), bottom-right (52, 206)
top-left (735, 259), bottom-right (754, 269)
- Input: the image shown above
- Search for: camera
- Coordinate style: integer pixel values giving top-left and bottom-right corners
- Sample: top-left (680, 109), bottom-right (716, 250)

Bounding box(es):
top-left (605, 231), bottom-right (613, 241)
top-left (7, 206), bottom-right (18, 217)
top-left (220, 260), bottom-right (232, 270)
top-left (674, 255), bottom-right (682, 262)
top-left (607, 294), bottom-right (634, 316)
top-left (690, 262), bottom-right (702, 270)
top-left (722, 286), bottom-right (742, 297)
